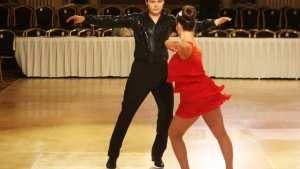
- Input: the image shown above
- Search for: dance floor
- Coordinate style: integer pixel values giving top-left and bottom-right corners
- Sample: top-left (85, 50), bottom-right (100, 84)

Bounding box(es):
top-left (0, 77), bottom-right (299, 169)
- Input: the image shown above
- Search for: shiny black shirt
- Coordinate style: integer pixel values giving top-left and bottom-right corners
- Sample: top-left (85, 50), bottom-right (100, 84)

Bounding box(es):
top-left (84, 11), bottom-right (215, 64)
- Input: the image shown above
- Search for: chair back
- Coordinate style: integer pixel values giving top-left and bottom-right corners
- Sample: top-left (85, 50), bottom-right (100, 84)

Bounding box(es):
top-left (280, 6), bottom-right (290, 29)
top-left (97, 28), bottom-right (108, 37)
top-left (277, 29), bottom-right (300, 38)
top-left (284, 7), bottom-right (300, 30)
top-left (0, 5), bottom-right (11, 29)
top-left (258, 7), bottom-right (268, 29)
top-left (0, 29), bottom-right (15, 57)
top-left (79, 5), bottom-right (100, 28)
top-left (69, 28), bottom-right (83, 36)
top-left (57, 5), bottom-right (77, 30)
top-left (23, 28), bottom-right (47, 37)
top-left (262, 8), bottom-right (282, 31)
top-left (47, 28), bottom-right (69, 37)
top-left (170, 6), bottom-right (182, 17)
top-left (233, 6), bottom-right (244, 28)
top-left (254, 29), bottom-right (276, 38)
top-left (208, 30), bottom-right (228, 37)
top-left (34, 5), bottom-right (55, 30)
top-left (79, 5), bottom-right (100, 15)
top-left (78, 28), bottom-right (101, 37)
top-left (196, 29), bottom-right (212, 37)
top-left (12, 5), bottom-right (33, 30)
top-left (0, 29), bottom-right (16, 81)
top-left (102, 5), bottom-right (122, 16)
top-left (240, 7), bottom-right (259, 30)
top-left (102, 28), bottom-right (112, 36)
top-left (123, 6), bottom-right (143, 14)
top-left (229, 29), bottom-right (251, 38)
top-left (248, 28), bottom-right (259, 37)
top-left (218, 8), bottom-right (238, 29)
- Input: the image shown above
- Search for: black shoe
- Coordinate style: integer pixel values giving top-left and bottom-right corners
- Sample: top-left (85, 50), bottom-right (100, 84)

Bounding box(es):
top-left (106, 157), bottom-right (117, 169)
top-left (152, 156), bottom-right (164, 168)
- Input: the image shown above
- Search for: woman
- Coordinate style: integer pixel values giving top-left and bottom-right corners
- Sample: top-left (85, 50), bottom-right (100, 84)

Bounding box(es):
top-left (165, 5), bottom-right (233, 169)
top-left (67, 0), bottom-right (231, 168)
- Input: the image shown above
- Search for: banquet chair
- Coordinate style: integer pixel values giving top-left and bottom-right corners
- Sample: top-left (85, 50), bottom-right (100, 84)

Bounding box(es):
top-left (254, 29), bottom-right (276, 38)
top-left (277, 29), bottom-right (300, 38)
top-left (240, 7), bottom-right (260, 30)
top-left (262, 7), bottom-right (282, 31)
top-left (47, 28), bottom-right (69, 37)
top-left (68, 28), bottom-right (83, 36)
top-left (102, 28), bottom-right (112, 36)
top-left (97, 28), bottom-right (108, 36)
top-left (57, 4), bottom-right (77, 30)
top-left (102, 5), bottom-right (122, 16)
top-left (34, 5), bottom-right (55, 30)
top-left (224, 28), bottom-right (235, 35)
top-left (79, 5), bottom-right (100, 28)
top-left (12, 5), bottom-right (33, 36)
top-left (258, 6), bottom-right (267, 29)
top-left (78, 28), bottom-right (101, 37)
top-left (23, 28), bottom-right (47, 37)
top-left (170, 6), bottom-right (182, 17)
top-left (123, 6), bottom-right (143, 14)
top-left (196, 29), bottom-right (212, 37)
top-left (248, 28), bottom-right (259, 37)
top-left (218, 7), bottom-right (238, 29)
top-left (208, 30), bottom-right (228, 37)
top-left (233, 6), bottom-right (244, 29)
top-left (0, 29), bottom-right (16, 82)
top-left (101, 6), bottom-right (120, 34)
top-left (197, 29), bottom-right (228, 37)
top-left (284, 7), bottom-right (300, 31)
top-left (0, 5), bottom-right (11, 29)
top-left (280, 6), bottom-right (290, 30)
top-left (229, 29), bottom-right (251, 38)
top-left (79, 5), bottom-right (100, 15)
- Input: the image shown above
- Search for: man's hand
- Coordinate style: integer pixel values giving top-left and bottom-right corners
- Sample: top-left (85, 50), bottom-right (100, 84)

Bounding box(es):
top-left (214, 17), bottom-right (232, 26)
top-left (66, 15), bottom-right (85, 24)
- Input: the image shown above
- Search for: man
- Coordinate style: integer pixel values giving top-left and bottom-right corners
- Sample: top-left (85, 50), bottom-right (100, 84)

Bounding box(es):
top-left (66, 0), bottom-right (230, 168)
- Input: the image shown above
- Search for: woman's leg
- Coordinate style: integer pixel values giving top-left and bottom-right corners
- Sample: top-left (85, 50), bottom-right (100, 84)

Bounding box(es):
top-left (168, 115), bottom-right (200, 169)
top-left (202, 107), bottom-right (233, 169)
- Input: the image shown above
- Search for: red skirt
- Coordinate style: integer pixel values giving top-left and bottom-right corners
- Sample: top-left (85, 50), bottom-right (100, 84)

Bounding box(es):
top-left (175, 84), bottom-right (231, 118)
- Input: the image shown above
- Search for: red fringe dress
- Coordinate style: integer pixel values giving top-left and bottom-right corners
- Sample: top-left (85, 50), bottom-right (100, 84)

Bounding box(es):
top-left (167, 41), bottom-right (231, 118)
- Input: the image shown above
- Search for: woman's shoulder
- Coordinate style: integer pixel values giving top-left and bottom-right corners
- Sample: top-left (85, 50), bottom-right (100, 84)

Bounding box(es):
top-left (186, 41), bottom-right (202, 53)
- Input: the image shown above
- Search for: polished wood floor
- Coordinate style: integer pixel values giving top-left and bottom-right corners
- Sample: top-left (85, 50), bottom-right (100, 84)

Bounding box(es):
top-left (0, 78), bottom-right (299, 169)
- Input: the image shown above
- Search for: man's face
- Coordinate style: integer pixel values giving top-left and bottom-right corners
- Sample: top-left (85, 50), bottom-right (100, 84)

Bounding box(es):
top-left (145, 0), bottom-right (164, 16)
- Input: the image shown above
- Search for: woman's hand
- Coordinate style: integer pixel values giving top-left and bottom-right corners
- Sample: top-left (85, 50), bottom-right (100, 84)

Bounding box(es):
top-left (165, 40), bottom-right (181, 52)
top-left (66, 15), bottom-right (85, 24)
top-left (169, 32), bottom-right (178, 37)
top-left (214, 17), bottom-right (232, 26)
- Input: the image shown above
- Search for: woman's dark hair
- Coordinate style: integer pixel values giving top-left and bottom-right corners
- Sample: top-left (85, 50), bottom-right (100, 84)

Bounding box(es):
top-left (176, 5), bottom-right (196, 31)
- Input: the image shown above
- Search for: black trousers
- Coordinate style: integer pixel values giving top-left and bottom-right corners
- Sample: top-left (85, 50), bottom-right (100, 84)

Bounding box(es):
top-left (107, 60), bottom-right (174, 159)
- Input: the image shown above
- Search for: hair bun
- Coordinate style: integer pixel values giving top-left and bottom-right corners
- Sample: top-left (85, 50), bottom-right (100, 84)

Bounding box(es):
top-left (176, 5), bottom-right (196, 31)
top-left (183, 6), bottom-right (196, 21)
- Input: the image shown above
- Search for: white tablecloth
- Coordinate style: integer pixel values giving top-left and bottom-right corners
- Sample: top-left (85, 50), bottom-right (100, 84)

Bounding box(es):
top-left (15, 37), bottom-right (300, 79)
